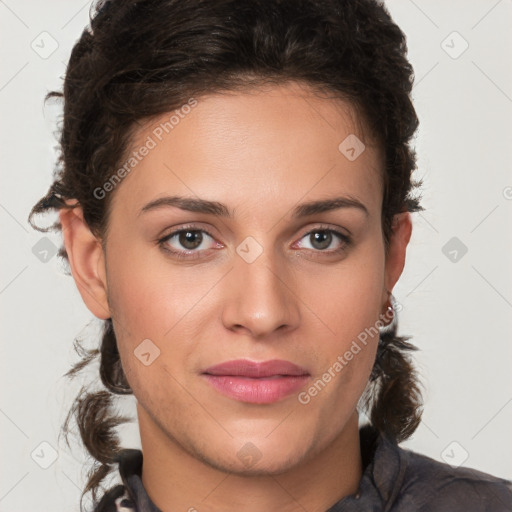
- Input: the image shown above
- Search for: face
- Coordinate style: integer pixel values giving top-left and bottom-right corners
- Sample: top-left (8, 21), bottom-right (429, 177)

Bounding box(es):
top-left (93, 81), bottom-right (404, 475)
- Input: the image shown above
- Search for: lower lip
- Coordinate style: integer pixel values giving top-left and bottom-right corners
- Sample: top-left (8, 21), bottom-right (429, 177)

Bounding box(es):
top-left (203, 375), bottom-right (309, 404)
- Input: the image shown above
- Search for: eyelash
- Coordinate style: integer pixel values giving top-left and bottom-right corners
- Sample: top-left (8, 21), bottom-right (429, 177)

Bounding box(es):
top-left (157, 224), bottom-right (352, 260)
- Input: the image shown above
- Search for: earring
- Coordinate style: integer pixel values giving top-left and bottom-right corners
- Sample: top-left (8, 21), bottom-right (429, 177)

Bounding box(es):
top-left (379, 291), bottom-right (396, 332)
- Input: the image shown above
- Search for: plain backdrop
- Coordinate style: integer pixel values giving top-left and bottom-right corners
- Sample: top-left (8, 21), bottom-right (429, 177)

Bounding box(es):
top-left (1, 1), bottom-right (511, 510)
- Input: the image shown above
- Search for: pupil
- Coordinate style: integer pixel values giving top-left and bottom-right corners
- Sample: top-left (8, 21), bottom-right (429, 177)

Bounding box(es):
top-left (311, 231), bottom-right (331, 250)
top-left (180, 231), bottom-right (202, 249)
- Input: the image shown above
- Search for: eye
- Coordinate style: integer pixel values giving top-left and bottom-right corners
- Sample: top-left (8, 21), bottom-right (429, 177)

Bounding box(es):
top-left (158, 227), bottom-right (220, 259)
top-left (295, 226), bottom-right (352, 254)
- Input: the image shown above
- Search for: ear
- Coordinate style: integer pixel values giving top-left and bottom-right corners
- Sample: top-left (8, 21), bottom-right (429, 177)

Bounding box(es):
top-left (382, 212), bottom-right (412, 302)
top-left (59, 205), bottom-right (110, 319)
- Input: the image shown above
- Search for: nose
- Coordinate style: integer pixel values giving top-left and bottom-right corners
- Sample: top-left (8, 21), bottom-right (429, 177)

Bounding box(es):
top-left (221, 247), bottom-right (301, 339)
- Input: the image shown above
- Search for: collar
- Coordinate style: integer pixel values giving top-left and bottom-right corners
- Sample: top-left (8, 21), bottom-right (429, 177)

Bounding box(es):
top-left (115, 449), bottom-right (160, 512)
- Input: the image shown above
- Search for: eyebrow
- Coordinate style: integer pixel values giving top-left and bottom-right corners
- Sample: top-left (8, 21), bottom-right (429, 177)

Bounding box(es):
top-left (139, 195), bottom-right (369, 218)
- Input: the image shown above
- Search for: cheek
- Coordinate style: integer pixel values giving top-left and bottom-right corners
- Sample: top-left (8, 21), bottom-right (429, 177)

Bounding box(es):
top-left (308, 236), bottom-right (385, 349)
top-left (103, 242), bottom-right (179, 378)
top-left (105, 238), bottom-right (193, 339)
top-left (104, 240), bottom-right (220, 391)
top-left (301, 237), bottom-right (385, 400)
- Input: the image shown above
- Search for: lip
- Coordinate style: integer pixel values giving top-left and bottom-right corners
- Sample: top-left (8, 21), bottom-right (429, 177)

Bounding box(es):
top-left (202, 359), bottom-right (310, 404)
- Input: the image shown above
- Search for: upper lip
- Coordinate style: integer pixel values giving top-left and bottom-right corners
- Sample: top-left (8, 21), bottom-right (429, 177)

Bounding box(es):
top-left (203, 359), bottom-right (309, 378)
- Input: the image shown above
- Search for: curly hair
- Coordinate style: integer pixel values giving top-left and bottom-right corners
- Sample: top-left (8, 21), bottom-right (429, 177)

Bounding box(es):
top-left (29, 0), bottom-right (424, 509)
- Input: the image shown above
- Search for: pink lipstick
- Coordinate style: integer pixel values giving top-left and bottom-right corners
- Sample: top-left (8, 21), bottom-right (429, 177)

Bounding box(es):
top-left (202, 359), bottom-right (309, 404)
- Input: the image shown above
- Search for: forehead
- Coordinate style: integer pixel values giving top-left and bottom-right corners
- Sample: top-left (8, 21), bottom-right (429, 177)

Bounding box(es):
top-left (109, 81), bottom-right (384, 220)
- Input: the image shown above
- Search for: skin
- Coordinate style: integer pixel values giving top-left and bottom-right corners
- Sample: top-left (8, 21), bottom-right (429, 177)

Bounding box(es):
top-left (60, 81), bottom-right (412, 512)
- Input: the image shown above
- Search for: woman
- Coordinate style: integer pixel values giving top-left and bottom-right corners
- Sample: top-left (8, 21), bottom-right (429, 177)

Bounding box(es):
top-left (29, 0), bottom-right (512, 511)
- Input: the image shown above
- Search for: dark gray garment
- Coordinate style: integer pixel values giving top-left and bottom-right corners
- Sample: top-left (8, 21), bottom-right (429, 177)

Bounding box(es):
top-left (95, 425), bottom-right (512, 511)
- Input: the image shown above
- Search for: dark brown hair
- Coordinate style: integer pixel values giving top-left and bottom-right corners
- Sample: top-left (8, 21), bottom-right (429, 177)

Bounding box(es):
top-left (29, 0), bottom-right (424, 509)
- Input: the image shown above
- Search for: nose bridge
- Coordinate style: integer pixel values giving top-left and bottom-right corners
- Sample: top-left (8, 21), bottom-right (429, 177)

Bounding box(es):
top-left (222, 242), bottom-right (300, 337)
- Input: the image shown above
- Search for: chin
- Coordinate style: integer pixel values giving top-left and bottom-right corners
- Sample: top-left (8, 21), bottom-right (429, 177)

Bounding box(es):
top-left (204, 448), bottom-right (309, 477)
top-left (188, 432), bottom-right (315, 477)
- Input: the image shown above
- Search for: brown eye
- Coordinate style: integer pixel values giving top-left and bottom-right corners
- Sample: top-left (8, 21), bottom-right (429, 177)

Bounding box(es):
top-left (309, 231), bottom-right (333, 250)
top-left (159, 228), bottom-right (218, 258)
top-left (178, 230), bottom-right (203, 250)
top-left (297, 228), bottom-right (351, 253)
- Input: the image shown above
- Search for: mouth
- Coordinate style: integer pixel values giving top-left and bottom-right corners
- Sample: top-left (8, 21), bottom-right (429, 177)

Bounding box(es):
top-left (202, 359), bottom-right (310, 404)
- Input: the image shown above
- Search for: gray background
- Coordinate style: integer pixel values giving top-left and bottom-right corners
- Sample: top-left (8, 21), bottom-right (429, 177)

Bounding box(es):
top-left (1, 1), bottom-right (511, 510)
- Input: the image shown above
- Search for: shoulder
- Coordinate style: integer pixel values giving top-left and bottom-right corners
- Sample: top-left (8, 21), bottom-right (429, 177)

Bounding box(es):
top-left (397, 445), bottom-right (512, 512)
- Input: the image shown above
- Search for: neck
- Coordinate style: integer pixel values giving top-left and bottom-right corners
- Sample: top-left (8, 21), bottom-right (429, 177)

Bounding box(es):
top-left (138, 407), bottom-right (363, 512)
